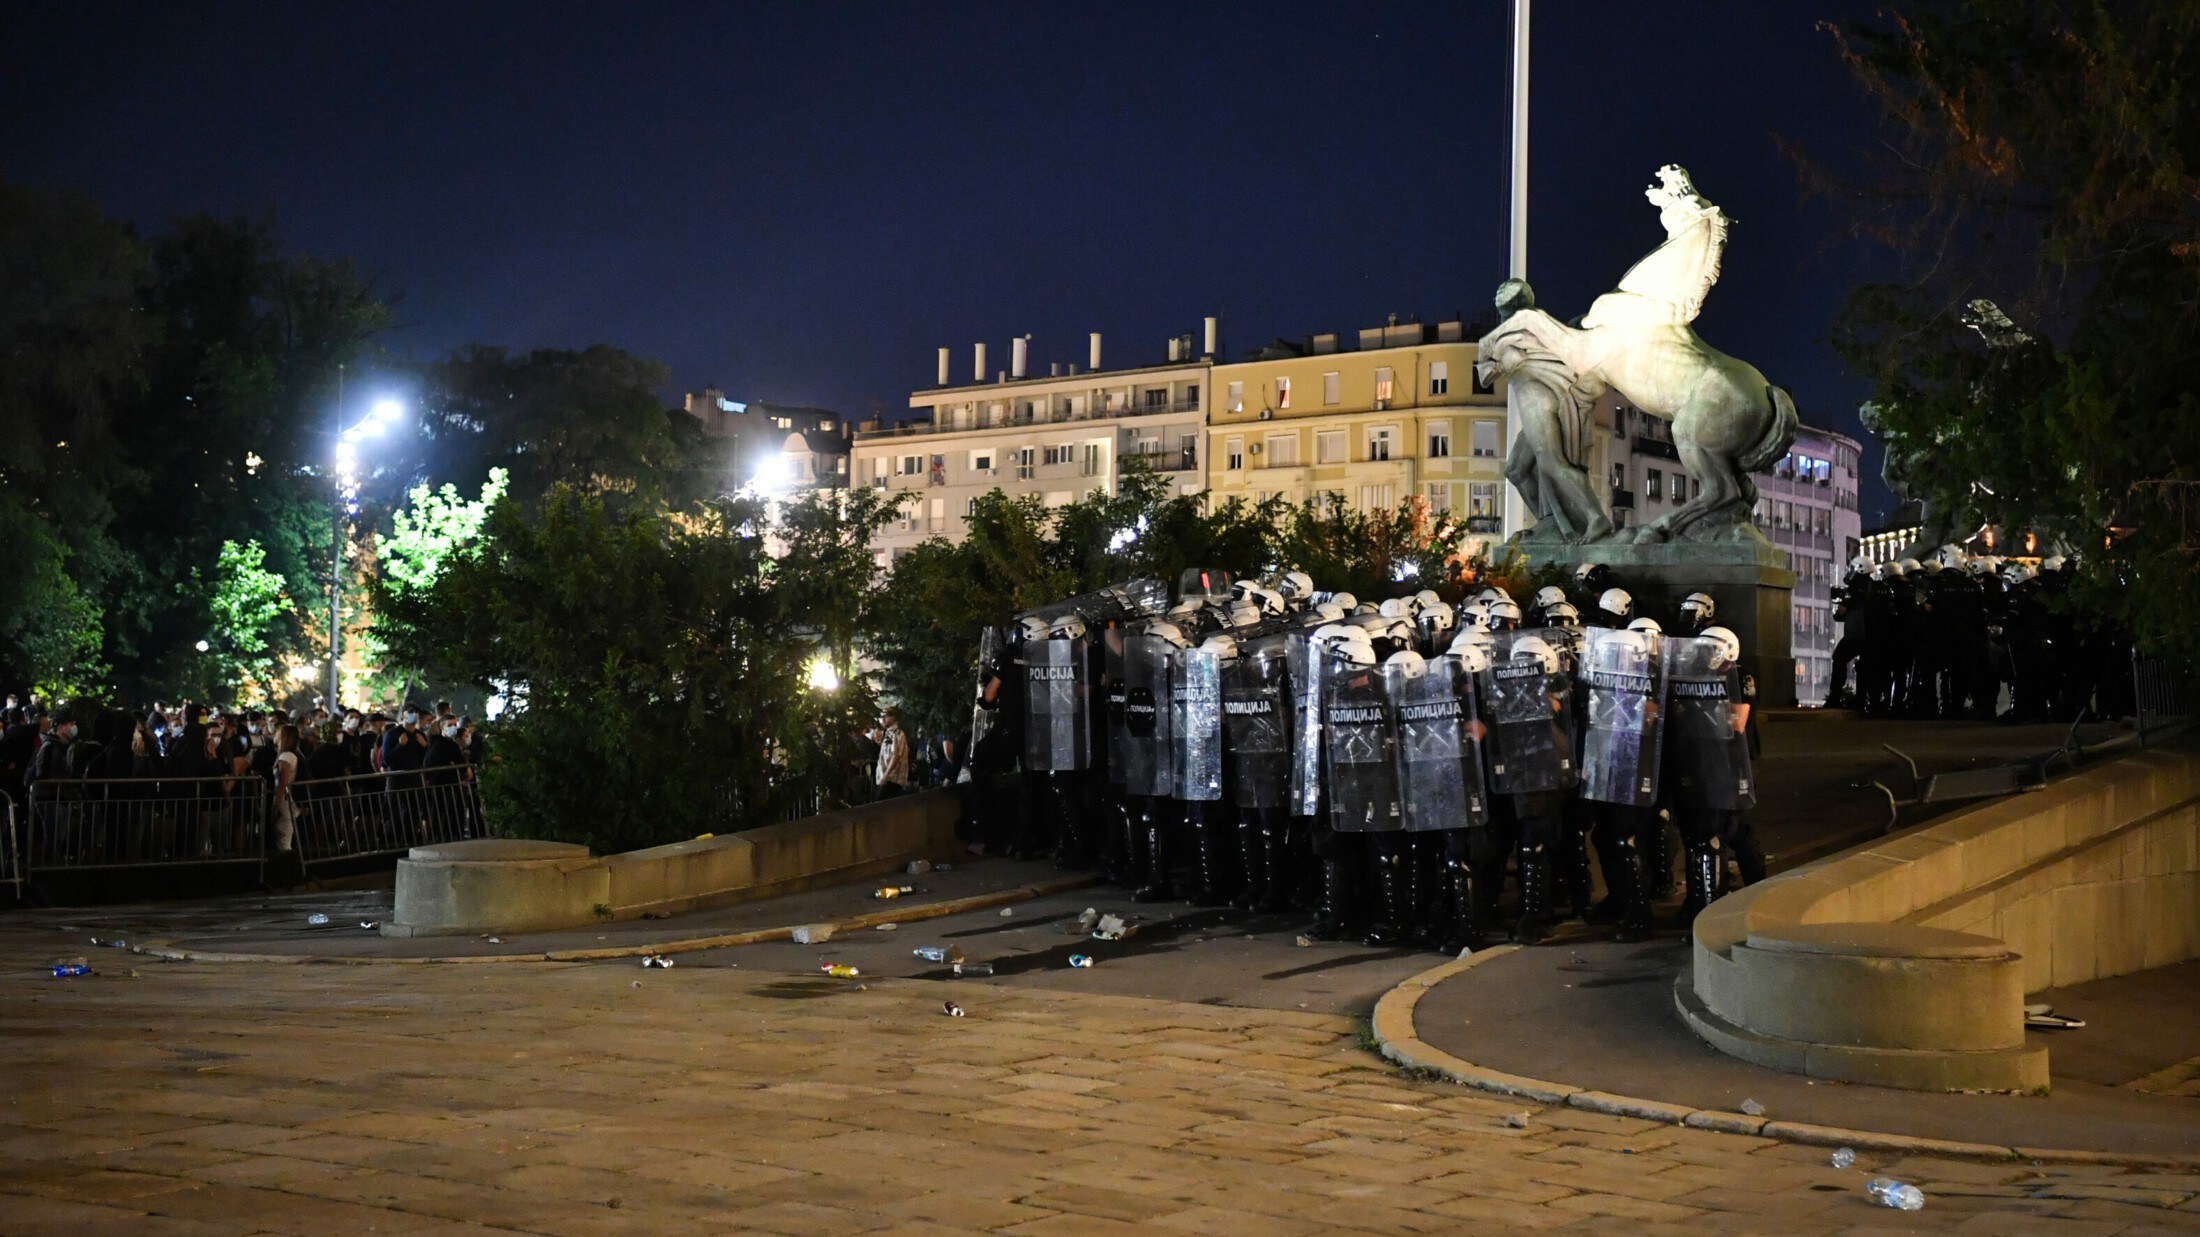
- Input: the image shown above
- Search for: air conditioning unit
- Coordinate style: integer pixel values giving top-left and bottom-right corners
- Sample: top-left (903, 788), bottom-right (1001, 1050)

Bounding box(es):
top-left (1257, 408), bottom-right (1273, 421)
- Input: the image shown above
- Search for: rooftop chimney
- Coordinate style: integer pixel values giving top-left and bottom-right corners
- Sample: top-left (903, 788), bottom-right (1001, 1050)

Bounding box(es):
top-left (1011, 335), bottom-right (1029, 379)
top-left (937, 347), bottom-right (951, 387)
top-left (973, 342), bottom-right (987, 384)
top-left (1089, 332), bottom-right (1102, 372)
top-left (1203, 316), bottom-right (1218, 359)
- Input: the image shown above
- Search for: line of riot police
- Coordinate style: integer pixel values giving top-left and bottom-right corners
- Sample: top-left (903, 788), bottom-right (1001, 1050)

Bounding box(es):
top-left (1824, 551), bottom-right (2135, 723)
top-left (963, 564), bottom-right (1763, 952)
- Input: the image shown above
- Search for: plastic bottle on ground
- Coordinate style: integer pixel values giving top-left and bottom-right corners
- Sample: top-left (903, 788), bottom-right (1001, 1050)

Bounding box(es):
top-left (1866, 1178), bottom-right (1924, 1211)
top-left (1830, 1147), bottom-right (1855, 1169)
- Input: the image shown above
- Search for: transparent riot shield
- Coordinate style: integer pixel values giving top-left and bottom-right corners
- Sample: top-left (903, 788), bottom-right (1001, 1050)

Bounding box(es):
top-left (969, 626), bottom-right (1003, 759)
top-left (1478, 628), bottom-right (1577, 796)
top-left (1285, 630), bottom-right (1324, 818)
top-left (1322, 658), bottom-right (1400, 833)
top-left (1663, 636), bottom-right (1757, 811)
top-left (1172, 647), bottom-right (1224, 801)
top-left (1223, 636), bottom-right (1292, 810)
top-left (1021, 637), bottom-right (1091, 773)
top-left (1119, 634), bottom-right (1175, 799)
top-left (1103, 626), bottom-right (1130, 789)
top-left (1388, 656), bottom-right (1487, 832)
top-left (1576, 627), bottom-right (1665, 808)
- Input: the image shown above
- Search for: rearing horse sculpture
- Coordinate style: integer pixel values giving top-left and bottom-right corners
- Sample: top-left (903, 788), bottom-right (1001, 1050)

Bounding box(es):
top-left (1477, 165), bottom-right (1798, 544)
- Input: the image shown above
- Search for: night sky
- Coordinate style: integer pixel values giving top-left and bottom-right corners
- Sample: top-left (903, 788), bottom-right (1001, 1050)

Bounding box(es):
top-left (5, 1), bottom-right (1904, 517)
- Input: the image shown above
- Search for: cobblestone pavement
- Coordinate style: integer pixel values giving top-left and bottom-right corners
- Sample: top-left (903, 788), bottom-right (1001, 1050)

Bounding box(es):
top-left (3, 944), bottom-right (2197, 1235)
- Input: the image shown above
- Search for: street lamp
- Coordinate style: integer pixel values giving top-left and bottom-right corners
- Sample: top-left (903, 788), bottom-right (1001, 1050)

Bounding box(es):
top-left (328, 369), bottom-right (405, 708)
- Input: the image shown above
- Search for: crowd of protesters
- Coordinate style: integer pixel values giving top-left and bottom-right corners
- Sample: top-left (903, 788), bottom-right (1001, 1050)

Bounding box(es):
top-left (1, 694), bottom-right (485, 867)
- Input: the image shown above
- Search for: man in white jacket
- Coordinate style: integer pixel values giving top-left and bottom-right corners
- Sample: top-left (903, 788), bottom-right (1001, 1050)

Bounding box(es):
top-left (874, 709), bottom-right (911, 800)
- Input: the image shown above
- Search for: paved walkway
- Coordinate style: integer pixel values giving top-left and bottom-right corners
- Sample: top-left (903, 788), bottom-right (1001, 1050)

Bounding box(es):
top-left (4, 934), bottom-right (2199, 1234)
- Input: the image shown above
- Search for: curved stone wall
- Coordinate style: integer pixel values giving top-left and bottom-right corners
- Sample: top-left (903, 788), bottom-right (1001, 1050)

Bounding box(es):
top-left (1678, 736), bottom-right (2200, 1092)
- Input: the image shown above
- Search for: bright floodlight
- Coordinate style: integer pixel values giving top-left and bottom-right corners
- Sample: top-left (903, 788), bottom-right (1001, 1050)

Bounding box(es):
top-left (806, 656), bottom-right (840, 693)
top-left (370, 398), bottom-right (403, 424)
top-left (752, 455), bottom-right (795, 496)
top-left (195, 639), bottom-right (210, 653)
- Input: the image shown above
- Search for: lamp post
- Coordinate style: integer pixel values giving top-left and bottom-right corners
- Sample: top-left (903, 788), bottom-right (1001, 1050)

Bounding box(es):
top-left (329, 375), bottom-right (403, 709)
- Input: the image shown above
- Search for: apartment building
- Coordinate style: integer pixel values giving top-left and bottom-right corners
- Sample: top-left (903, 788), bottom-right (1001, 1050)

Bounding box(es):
top-left (852, 332), bottom-right (1210, 562)
top-left (681, 389), bottom-right (852, 493)
top-left (1203, 319), bottom-right (1510, 543)
top-left (1751, 424), bottom-right (1864, 706)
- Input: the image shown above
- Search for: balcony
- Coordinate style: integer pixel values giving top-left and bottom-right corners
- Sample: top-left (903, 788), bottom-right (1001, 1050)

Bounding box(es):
top-left (865, 396), bottom-right (1201, 440)
top-left (1124, 450), bottom-right (1198, 474)
top-left (1465, 514), bottom-right (1504, 534)
top-left (1632, 435), bottom-right (1680, 461)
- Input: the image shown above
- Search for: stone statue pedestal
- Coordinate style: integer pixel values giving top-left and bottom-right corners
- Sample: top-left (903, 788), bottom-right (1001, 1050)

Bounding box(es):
top-left (1528, 538), bottom-right (1796, 707)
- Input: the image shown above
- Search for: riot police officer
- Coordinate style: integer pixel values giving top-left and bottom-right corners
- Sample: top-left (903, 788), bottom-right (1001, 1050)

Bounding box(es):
top-left (1665, 625), bottom-right (1763, 923)
top-left (1478, 631), bottom-right (1578, 945)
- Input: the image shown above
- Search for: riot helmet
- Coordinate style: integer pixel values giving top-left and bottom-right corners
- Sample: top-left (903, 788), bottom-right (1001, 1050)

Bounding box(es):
top-left (1680, 592), bottom-right (1715, 624)
top-left (1700, 625), bottom-right (1742, 668)
top-left (1199, 634), bottom-right (1240, 660)
top-left (1533, 585), bottom-right (1567, 611)
top-left (1048, 614), bottom-right (1088, 640)
top-left (1510, 635), bottom-right (1561, 675)
top-left (1016, 615), bottom-right (1050, 641)
top-left (1597, 587), bottom-right (1633, 623)
top-left (1627, 616), bottom-right (1663, 635)
top-left (1543, 601), bottom-right (1582, 627)
top-left (1279, 570), bottom-right (1315, 600)
top-left (1145, 621), bottom-right (1191, 650)
top-left (1484, 598), bottom-right (1523, 632)
top-left (1384, 649), bottom-right (1427, 678)
top-left (1446, 633), bottom-right (1493, 674)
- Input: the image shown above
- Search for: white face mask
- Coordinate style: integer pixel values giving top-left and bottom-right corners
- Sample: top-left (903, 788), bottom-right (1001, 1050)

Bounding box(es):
top-left (443, 724), bottom-right (460, 739)
top-left (402, 713), bottom-right (420, 727)
top-left (342, 717), bottom-right (358, 731)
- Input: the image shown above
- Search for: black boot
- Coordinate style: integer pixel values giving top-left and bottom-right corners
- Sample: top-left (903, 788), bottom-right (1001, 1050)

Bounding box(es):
top-left (1509, 844), bottom-right (1554, 945)
top-left (1052, 778), bottom-right (1091, 870)
top-left (1363, 847), bottom-right (1410, 946)
top-left (1193, 807), bottom-right (1236, 906)
top-left (1232, 813), bottom-right (1265, 911)
top-left (1680, 838), bottom-right (1723, 926)
top-left (1303, 858), bottom-right (1354, 940)
top-left (1646, 815), bottom-right (1677, 902)
top-left (1256, 822), bottom-right (1294, 913)
top-left (1108, 799), bottom-right (1145, 888)
top-left (1410, 839), bottom-right (1447, 945)
top-left (1436, 858), bottom-right (1486, 954)
top-left (1132, 812), bottom-right (1173, 902)
top-left (1607, 837), bottom-right (1654, 943)
top-left (1558, 825), bottom-right (1594, 921)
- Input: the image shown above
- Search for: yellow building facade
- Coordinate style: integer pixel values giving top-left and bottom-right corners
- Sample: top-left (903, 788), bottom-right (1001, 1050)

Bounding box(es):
top-left (1203, 320), bottom-right (1510, 535)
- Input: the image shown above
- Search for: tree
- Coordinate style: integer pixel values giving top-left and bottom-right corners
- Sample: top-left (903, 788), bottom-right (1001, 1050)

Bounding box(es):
top-left (1810, 1), bottom-right (2200, 669)
top-left (201, 539), bottom-right (293, 698)
top-left (371, 486), bottom-right (871, 853)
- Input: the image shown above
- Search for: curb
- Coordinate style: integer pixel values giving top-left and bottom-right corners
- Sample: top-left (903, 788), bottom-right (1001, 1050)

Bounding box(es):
top-left (1370, 952), bottom-right (2200, 1171)
top-left (132, 873), bottom-right (1104, 966)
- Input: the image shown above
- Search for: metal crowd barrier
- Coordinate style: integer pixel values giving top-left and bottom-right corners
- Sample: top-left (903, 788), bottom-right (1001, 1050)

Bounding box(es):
top-left (2134, 649), bottom-right (2196, 748)
top-left (1, 798), bottom-right (20, 894)
top-left (23, 776), bottom-right (268, 871)
top-left (289, 768), bottom-right (491, 869)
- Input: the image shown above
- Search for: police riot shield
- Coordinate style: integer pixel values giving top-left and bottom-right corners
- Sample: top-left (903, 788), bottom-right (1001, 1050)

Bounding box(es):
top-left (1663, 636), bottom-right (1757, 811)
top-left (1322, 657), bottom-right (1400, 833)
top-left (1223, 636), bottom-right (1292, 810)
top-left (1576, 627), bottom-right (1665, 808)
top-left (1021, 637), bottom-right (1091, 773)
top-left (1285, 630), bottom-right (1325, 818)
top-left (1478, 629), bottom-right (1577, 796)
top-left (1387, 656), bottom-right (1487, 832)
top-left (1103, 626), bottom-right (1129, 788)
top-left (1172, 647), bottom-right (1224, 801)
top-left (1119, 634), bottom-right (1175, 798)
top-left (968, 626), bottom-right (1004, 759)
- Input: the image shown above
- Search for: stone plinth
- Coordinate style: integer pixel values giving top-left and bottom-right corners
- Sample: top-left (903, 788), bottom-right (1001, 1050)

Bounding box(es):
top-left (1525, 537), bottom-right (1796, 707)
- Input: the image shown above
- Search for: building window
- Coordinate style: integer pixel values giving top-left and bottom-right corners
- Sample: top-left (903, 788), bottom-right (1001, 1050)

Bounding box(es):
top-left (1043, 445), bottom-right (1073, 466)
top-left (898, 453), bottom-right (922, 477)
top-left (1180, 435), bottom-right (1198, 469)
top-left (965, 497), bottom-right (980, 517)
top-left (1425, 482), bottom-right (1453, 513)
top-left (1316, 429), bottom-right (1346, 464)
top-left (1359, 483), bottom-right (1393, 511)
top-left (1227, 381), bottom-right (1244, 413)
top-left (1427, 422), bottom-right (1451, 458)
top-left (1673, 474), bottom-right (1688, 504)
top-left (1368, 425), bottom-right (1395, 462)
top-left (1183, 385), bottom-right (1199, 409)
top-left (1015, 448), bottom-right (1035, 481)
top-left (970, 450), bottom-right (995, 474)
top-left (1225, 436), bottom-right (1244, 470)
top-left (1135, 436), bottom-right (1159, 457)
top-left (929, 497), bottom-right (945, 530)
top-left (1266, 434), bottom-right (1298, 466)
top-left (1470, 420), bottom-right (1500, 458)
top-left (1374, 367), bottom-right (1395, 404)
top-left (1613, 462), bottom-right (1628, 491)
top-left (1142, 388), bottom-right (1167, 410)
top-left (1468, 482), bottom-right (1500, 517)
top-left (1083, 442), bottom-right (1104, 476)
top-left (1322, 371), bottom-right (1341, 406)
top-left (1646, 469), bottom-right (1663, 501)
top-left (1430, 361), bottom-right (1449, 396)
top-left (1276, 377), bottom-right (1292, 409)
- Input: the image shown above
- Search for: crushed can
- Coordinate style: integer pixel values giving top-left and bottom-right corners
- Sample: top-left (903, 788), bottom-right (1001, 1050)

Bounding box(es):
top-left (1067, 954), bottom-right (1094, 968)
top-left (821, 963), bottom-right (860, 978)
